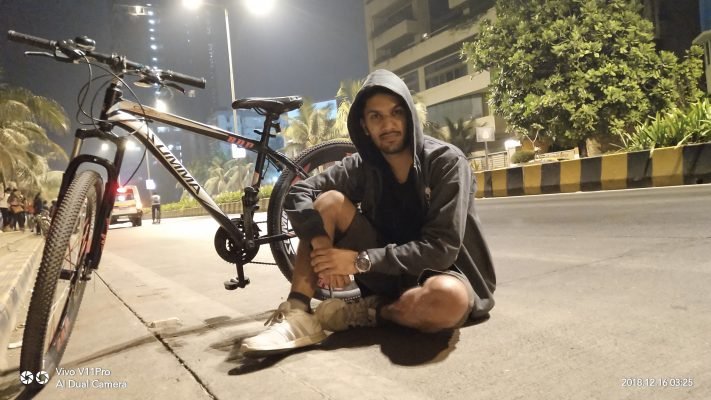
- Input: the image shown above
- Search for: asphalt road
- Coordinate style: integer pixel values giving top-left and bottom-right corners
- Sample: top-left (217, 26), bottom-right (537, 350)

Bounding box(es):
top-left (3, 184), bottom-right (710, 399)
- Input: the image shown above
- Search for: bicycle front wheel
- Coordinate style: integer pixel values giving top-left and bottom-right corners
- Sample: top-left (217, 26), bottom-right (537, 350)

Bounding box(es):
top-left (268, 140), bottom-right (359, 300)
top-left (20, 170), bottom-right (102, 391)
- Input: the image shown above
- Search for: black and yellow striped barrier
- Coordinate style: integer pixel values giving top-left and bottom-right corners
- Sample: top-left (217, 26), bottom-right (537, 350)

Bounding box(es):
top-left (475, 142), bottom-right (711, 198)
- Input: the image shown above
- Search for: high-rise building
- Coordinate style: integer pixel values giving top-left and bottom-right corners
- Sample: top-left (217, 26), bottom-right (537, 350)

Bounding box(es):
top-left (110, 2), bottom-right (230, 201)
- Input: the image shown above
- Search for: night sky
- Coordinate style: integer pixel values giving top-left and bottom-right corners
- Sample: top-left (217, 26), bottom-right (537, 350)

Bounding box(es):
top-left (0, 0), bottom-right (369, 157)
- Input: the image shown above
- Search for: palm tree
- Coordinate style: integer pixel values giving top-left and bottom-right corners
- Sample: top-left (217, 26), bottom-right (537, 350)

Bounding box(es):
top-left (282, 98), bottom-right (337, 157)
top-left (411, 92), bottom-right (429, 133)
top-left (39, 170), bottom-right (64, 200)
top-left (333, 79), bottom-right (363, 137)
top-left (204, 156), bottom-right (254, 196)
top-left (433, 117), bottom-right (478, 156)
top-left (0, 75), bottom-right (70, 193)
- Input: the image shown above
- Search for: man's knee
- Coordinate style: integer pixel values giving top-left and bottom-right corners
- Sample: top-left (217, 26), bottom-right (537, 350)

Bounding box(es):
top-left (313, 191), bottom-right (356, 230)
top-left (313, 190), bottom-right (347, 212)
top-left (421, 275), bottom-right (470, 329)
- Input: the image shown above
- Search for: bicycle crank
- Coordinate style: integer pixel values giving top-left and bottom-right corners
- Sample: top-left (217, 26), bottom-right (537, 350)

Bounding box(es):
top-left (214, 217), bottom-right (260, 264)
top-left (214, 218), bottom-right (260, 290)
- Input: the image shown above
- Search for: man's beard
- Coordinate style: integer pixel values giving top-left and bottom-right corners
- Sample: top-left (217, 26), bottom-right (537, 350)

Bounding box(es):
top-left (378, 132), bottom-right (410, 155)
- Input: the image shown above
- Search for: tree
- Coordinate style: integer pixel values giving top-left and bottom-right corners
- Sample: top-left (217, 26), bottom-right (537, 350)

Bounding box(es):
top-left (282, 98), bottom-right (339, 157)
top-left (463, 0), bottom-right (703, 154)
top-left (429, 117), bottom-right (478, 155)
top-left (200, 155), bottom-right (253, 196)
top-left (334, 79), bottom-right (363, 138)
top-left (446, 118), bottom-right (479, 155)
top-left (0, 78), bottom-right (70, 193)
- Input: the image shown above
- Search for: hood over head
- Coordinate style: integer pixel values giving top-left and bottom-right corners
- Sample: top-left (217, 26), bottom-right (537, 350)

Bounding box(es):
top-left (347, 69), bottom-right (423, 167)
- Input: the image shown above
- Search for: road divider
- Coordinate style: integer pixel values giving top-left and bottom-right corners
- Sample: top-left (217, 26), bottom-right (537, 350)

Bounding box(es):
top-left (475, 142), bottom-right (711, 198)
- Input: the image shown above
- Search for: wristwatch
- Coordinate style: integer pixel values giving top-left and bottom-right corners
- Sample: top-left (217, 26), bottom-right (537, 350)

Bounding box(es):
top-left (354, 250), bottom-right (372, 273)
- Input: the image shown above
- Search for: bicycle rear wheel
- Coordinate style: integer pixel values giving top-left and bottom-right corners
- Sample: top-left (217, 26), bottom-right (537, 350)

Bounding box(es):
top-left (20, 170), bottom-right (102, 391)
top-left (267, 140), bottom-right (360, 300)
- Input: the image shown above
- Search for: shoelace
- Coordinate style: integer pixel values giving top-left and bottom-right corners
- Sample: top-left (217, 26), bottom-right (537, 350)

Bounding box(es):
top-left (264, 303), bottom-right (291, 327)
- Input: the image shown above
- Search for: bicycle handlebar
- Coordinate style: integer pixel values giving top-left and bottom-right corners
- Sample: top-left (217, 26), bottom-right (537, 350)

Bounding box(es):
top-left (7, 30), bottom-right (56, 50)
top-left (7, 30), bottom-right (207, 89)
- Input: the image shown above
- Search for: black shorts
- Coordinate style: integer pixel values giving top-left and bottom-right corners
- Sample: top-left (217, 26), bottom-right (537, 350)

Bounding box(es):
top-left (334, 213), bottom-right (476, 327)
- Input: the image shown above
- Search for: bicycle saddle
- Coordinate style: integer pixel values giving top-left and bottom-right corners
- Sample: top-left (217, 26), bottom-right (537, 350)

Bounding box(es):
top-left (232, 96), bottom-right (303, 115)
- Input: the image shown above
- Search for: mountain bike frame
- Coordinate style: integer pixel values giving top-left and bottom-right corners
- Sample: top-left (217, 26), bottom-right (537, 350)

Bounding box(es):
top-left (60, 79), bottom-right (308, 286)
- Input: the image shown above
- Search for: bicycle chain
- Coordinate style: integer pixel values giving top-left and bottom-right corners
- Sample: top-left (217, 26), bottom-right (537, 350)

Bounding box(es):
top-left (246, 260), bottom-right (277, 266)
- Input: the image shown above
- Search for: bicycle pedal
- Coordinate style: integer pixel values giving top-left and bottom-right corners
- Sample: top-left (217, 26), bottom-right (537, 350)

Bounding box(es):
top-left (223, 277), bottom-right (250, 290)
top-left (224, 279), bottom-right (240, 290)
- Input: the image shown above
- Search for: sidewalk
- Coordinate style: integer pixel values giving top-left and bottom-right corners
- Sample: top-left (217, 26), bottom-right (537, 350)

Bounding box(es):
top-left (0, 230), bottom-right (43, 371)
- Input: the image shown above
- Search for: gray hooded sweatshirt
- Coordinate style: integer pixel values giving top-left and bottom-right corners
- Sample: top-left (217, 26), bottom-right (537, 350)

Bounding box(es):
top-left (284, 69), bottom-right (495, 318)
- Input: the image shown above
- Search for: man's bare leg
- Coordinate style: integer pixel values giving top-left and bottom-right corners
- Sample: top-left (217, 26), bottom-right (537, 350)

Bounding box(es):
top-left (240, 191), bottom-right (358, 355)
top-left (289, 190), bottom-right (358, 300)
top-left (380, 275), bottom-right (470, 332)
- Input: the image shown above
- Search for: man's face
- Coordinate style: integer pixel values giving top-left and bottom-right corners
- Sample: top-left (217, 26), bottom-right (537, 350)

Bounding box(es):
top-left (361, 93), bottom-right (409, 155)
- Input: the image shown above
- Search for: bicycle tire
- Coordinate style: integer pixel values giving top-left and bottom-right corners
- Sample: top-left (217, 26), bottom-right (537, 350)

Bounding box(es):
top-left (267, 140), bottom-right (362, 301)
top-left (20, 170), bottom-right (102, 391)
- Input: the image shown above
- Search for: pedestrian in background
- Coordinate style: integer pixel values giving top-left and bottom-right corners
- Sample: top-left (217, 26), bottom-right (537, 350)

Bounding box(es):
top-left (151, 191), bottom-right (161, 224)
top-left (33, 192), bottom-right (45, 235)
top-left (49, 200), bottom-right (58, 218)
top-left (8, 189), bottom-right (26, 232)
top-left (0, 187), bottom-right (10, 232)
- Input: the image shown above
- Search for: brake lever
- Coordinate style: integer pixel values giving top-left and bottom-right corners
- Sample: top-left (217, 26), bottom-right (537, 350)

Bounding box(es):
top-left (165, 82), bottom-right (186, 94)
top-left (25, 50), bottom-right (76, 64)
top-left (25, 51), bottom-right (54, 58)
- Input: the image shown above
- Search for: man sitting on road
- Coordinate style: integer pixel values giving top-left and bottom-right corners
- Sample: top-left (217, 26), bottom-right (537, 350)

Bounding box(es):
top-left (240, 69), bottom-right (496, 357)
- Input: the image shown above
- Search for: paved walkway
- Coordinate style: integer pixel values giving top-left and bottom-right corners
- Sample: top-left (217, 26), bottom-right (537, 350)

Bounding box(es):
top-left (0, 230), bottom-right (43, 371)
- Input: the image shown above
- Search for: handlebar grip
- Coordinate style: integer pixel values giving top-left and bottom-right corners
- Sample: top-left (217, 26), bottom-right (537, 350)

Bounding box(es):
top-left (7, 30), bottom-right (56, 50)
top-left (161, 70), bottom-right (206, 89)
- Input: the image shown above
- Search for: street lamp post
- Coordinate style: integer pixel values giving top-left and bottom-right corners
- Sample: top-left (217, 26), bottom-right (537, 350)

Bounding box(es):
top-left (182, 0), bottom-right (276, 140)
top-left (223, 9), bottom-right (239, 138)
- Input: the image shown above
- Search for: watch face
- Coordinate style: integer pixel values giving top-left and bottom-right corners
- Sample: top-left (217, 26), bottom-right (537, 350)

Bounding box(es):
top-left (356, 253), bottom-right (371, 272)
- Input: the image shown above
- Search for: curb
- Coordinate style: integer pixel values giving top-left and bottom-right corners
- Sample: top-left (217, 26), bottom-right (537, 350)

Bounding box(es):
top-left (475, 142), bottom-right (711, 198)
top-left (0, 235), bottom-right (43, 371)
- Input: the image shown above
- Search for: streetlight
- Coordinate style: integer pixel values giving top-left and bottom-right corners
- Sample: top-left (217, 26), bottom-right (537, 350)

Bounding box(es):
top-left (244, 0), bottom-right (276, 16)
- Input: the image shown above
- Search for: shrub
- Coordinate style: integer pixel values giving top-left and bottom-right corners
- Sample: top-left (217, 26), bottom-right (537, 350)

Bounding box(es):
top-left (621, 98), bottom-right (711, 150)
top-left (511, 149), bottom-right (535, 164)
top-left (161, 184), bottom-right (275, 211)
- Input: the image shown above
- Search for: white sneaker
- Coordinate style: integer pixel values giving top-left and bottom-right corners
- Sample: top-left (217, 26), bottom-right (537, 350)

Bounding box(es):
top-left (240, 301), bottom-right (326, 357)
top-left (316, 296), bottom-right (383, 332)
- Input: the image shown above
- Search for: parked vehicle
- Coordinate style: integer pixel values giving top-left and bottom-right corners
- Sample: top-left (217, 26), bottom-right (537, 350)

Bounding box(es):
top-left (110, 185), bottom-right (143, 227)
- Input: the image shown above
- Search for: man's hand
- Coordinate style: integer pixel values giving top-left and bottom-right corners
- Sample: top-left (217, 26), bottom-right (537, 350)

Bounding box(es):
top-left (311, 247), bottom-right (358, 277)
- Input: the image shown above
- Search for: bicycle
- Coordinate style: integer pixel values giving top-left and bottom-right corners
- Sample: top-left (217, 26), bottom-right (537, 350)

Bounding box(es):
top-left (8, 30), bottom-right (357, 392)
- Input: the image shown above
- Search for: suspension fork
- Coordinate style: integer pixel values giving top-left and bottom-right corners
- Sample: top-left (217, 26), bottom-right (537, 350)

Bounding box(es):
top-left (59, 128), bottom-right (128, 270)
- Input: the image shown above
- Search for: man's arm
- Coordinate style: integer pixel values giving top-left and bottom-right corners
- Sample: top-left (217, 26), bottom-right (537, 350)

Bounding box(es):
top-left (284, 154), bottom-right (365, 288)
top-left (284, 154), bottom-right (364, 242)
